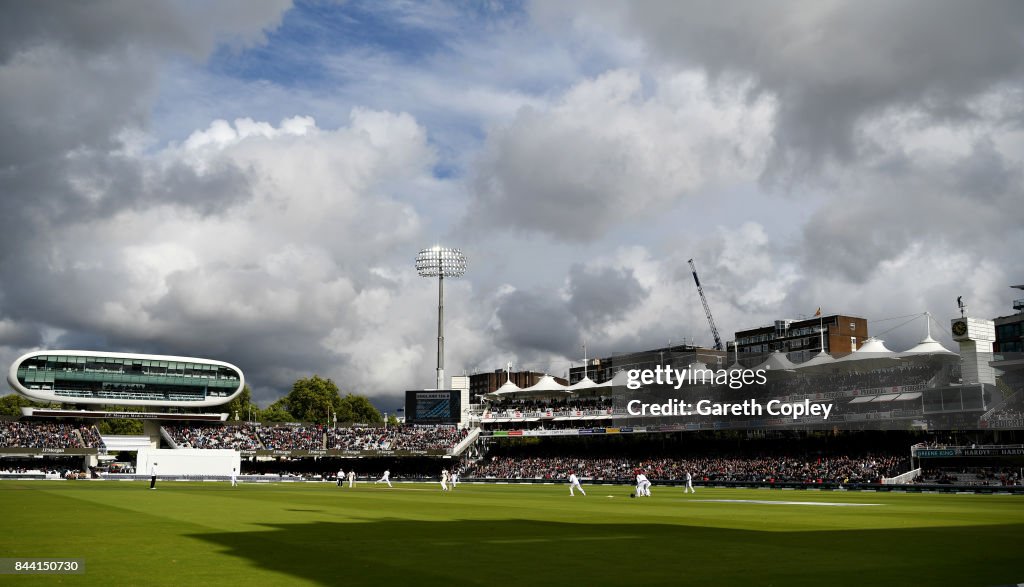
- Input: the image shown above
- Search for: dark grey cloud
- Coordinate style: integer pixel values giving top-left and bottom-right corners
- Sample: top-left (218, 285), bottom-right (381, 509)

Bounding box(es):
top-left (0, 0), bottom-right (289, 62)
top-left (0, 319), bottom-right (43, 349)
top-left (585, 0), bottom-right (1024, 182)
top-left (567, 264), bottom-right (648, 325)
top-left (801, 140), bottom-right (1024, 282)
top-left (486, 263), bottom-right (651, 364)
top-left (493, 290), bottom-right (580, 358)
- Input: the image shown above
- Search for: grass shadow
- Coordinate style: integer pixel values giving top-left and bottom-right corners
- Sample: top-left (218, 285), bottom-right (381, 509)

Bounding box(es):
top-left (188, 518), bottom-right (1024, 586)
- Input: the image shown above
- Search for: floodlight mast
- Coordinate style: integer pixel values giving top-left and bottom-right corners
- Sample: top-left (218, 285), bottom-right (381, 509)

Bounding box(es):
top-left (416, 246), bottom-right (467, 390)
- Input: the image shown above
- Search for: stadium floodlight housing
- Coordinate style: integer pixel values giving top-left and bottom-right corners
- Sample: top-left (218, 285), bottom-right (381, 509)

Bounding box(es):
top-left (416, 246), bottom-right (467, 390)
top-left (415, 246), bottom-right (467, 277)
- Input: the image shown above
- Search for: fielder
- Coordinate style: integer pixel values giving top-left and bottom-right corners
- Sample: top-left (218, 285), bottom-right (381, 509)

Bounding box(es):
top-left (636, 473), bottom-right (651, 497)
top-left (450, 470), bottom-right (459, 489)
top-left (347, 470), bottom-right (355, 488)
top-left (375, 469), bottom-right (393, 487)
top-left (568, 472), bottom-right (586, 496)
top-left (684, 471), bottom-right (696, 494)
top-left (440, 468), bottom-right (449, 491)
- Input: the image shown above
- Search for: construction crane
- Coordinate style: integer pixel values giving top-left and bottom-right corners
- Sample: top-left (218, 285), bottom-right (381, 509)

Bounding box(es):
top-left (688, 258), bottom-right (723, 351)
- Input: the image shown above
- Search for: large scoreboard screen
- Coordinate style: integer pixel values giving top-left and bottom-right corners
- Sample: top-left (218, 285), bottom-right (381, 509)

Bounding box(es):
top-left (405, 390), bottom-right (460, 424)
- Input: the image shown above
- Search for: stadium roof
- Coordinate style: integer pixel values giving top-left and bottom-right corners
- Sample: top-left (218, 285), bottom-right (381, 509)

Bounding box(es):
top-left (567, 376), bottom-right (596, 390)
top-left (489, 379), bottom-right (522, 396)
top-left (835, 338), bottom-right (898, 363)
top-left (794, 351), bottom-right (836, 369)
top-left (522, 375), bottom-right (573, 395)
top-left (755, 351), bottom-right (797, 371)
top-left (899, 335), bottom-right (956, 357)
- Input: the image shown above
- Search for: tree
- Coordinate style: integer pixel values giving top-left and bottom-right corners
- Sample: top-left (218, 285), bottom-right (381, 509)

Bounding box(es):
top-left (338, 393), bottom-right (383, 424)
top-left (386, 414), bottom-right (400, 427)
top-left (0, 393), bottom-right (40, 416)
top-left (225, 385), bottom-right (260, 421)
top-left (98, 419), bottom-right (143, 435)
top-left (260, 399), bottom-right (295, 423)
top-left (280, 375), bottom-right (342, 424)
top-left (261, 376), bottom-right (383, 424)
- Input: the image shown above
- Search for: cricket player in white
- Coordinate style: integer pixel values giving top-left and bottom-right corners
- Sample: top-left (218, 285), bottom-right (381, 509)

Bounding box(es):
top-left (347, 470), bottom-right (355, 488)
top-left (440, 469), bottom-right (449, 491)
top-left (684, 471), bottom-right (695, 493)
top-left (636, 473), bottom-right (651, 496)
top-left (450, 471), bottom-right (458, 489)
top-left (231, 467), bottom-right (238, 487)
top-left (568, 472), bottom-right (586, 496)
top-left (375, 469), bottom-right (392, 487)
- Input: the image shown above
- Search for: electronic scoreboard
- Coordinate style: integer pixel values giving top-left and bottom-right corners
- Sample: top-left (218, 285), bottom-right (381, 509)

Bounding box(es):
top-left (404, 390), bottom-right (460, 424)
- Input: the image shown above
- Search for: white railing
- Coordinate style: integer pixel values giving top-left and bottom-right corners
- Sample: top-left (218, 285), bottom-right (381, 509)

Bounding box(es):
top-left (881, 468), bottom-right (921, 485)
top-left (450, 427), bottom-right (480, 456)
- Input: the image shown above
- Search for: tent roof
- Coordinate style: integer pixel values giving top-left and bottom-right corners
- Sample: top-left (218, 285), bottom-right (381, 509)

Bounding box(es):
top-left (899, 335), bottom-right (956, 357)
top-left (795, 351), bottom-right (835, 369)
top-left (857, 338), bottom-right (896, 354)
top-left (568, 376), bottom-right (596, 390)
top-left (522, 374), bottom-right (570, 393)
top-left (755, 351), bottom-right (796, 371)
top-left (488, 379), bottom-right (521, 396)
top-left (835, 338), bottom-right (897, 362)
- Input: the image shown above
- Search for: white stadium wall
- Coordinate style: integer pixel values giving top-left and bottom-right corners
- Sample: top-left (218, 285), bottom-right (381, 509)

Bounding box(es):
top-left (137, 448), bottom-right (241, 477)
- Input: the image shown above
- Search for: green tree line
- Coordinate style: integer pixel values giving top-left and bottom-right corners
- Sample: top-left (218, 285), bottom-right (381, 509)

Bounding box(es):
top-left (225, 375), bottom-right (383, 424)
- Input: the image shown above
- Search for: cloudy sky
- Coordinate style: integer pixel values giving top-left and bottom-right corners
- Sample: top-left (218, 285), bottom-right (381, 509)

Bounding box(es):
top-left (2, 0), bottom-right (1022, 409)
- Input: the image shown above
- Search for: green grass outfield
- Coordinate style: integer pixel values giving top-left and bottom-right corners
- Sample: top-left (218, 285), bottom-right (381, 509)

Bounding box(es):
top-left (2, 481), bottom-right (1023, 586)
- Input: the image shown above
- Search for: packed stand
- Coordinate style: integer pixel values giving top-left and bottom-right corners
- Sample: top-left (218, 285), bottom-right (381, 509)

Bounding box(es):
top-left (259, 426), bottom-right (324, 450)
top-left (917, 467), bottom-right (1022, 486)
top-left (79, 425), bottom-right (105, 449)
top-left (164, 424), bottom-right (263, 451)
top-left (760, 364), bottom-right (941, 399)
top-left (0, 421), bottom-right (99, 449)
top-left (326, 425), bottom-right (467, 452)
top-left (984, 405), bottom-right (1024, 424)
top-left (464, 454), bottom-right (906, 484)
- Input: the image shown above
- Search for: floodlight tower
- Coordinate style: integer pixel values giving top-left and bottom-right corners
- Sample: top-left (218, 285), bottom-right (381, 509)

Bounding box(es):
top-left (416, 246), bottom-right (467, 390)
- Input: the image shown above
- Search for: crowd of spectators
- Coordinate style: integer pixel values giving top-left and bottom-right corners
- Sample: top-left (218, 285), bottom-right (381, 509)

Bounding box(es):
top-left (0, 466), bottom-right (59, 474)
top-left (464, 453), bottom-right (906, 484)
top-left (985, 406), bottom-right (1023, 423)
top-left (917, 467), bottom-right (1022, 486)
top-left (164, 424), bottom-right (262, 451)
top-left (326, 425), bottom-right (466, 452)
top-left (79, 425), bottom-right (104, 448)
top-left (260, 426), bottom-right (323, 450)
top-left (759, 364), bottom-right (941, 399)
top-left (163, 423), bottom-right (467, 452)
top-left (0, 421), bottom-right (104, 449)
